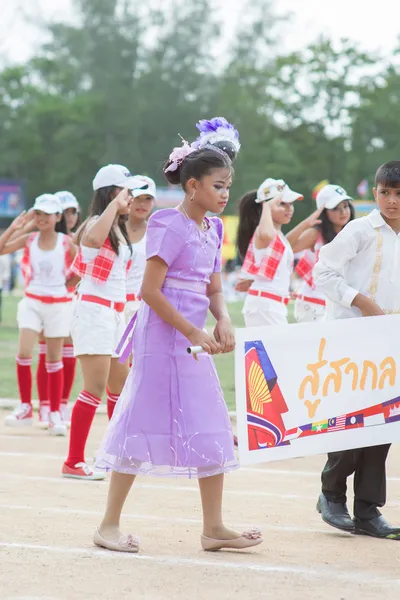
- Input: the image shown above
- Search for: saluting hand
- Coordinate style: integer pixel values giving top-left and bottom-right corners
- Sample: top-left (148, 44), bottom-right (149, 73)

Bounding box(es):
top-left (113, 188), bottom-right (132, 213)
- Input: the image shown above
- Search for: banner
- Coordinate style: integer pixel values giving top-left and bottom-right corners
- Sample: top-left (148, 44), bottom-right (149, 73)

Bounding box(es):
top-left (235, 315), bottom-right (400, 465)
top-left (220, 215), bottom-right (238, 263)
top-left (0, 180), bottom-right (25, 217)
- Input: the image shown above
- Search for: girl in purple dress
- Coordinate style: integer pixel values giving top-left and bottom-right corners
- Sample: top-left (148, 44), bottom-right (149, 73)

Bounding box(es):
top-left (93, 119), bottom-right (263, 553)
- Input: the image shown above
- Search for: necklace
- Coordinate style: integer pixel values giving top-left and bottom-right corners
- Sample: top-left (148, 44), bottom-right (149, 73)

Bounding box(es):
top-left (179, 204), bottom-right (208, 233)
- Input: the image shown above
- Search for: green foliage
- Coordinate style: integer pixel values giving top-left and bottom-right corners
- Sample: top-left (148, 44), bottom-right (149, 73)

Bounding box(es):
top-left (0, 0), bottom-right (398, 222)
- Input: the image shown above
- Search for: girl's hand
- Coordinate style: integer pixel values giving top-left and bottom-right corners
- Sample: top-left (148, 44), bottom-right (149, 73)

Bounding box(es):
top-left (187, 327), bottom-right (221, 357)
top-left (214, 317), bottom-right (235, 353)
top-left (235, 278), bottom-right (253, 292)
top-left (10, 211), bottom-right (29, 232)
top-left (304, 207), bottom-right (323, 228)
top-left (113, 188), bottom-right (132, 213)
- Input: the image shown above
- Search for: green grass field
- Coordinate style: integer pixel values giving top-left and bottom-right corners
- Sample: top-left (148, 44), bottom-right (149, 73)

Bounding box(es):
top-left (0, 295), bottom-right (247, 411)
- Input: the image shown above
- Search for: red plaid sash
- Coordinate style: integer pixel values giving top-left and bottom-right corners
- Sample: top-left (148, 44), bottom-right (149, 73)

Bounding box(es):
top-left (21, 232), bottom-right (73, 286)
top-left (242, 234), bottom-right (286, 281)
top-left (71, 238), bottom-right (131, 284)
top-left (295, 234), bottom-right (323, 289)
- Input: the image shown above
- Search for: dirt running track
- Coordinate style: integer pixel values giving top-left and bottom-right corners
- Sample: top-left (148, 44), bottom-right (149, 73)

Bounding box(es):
top-left (1, 407), bottom-right (400, 600)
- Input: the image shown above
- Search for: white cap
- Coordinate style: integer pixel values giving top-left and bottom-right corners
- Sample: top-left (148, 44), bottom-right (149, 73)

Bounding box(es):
top-left (316, 184), bottom-right (353, 210)
top-left (32, 194), bottom-right (63, 214)
top-left (256, 178), bottom-right (303, 204)
top-left (130, 175), bottom-right (157, 199)
top-left (92, 164), bottom-right (137, 191)
top-left (55, 190), bottom-right (80, 211)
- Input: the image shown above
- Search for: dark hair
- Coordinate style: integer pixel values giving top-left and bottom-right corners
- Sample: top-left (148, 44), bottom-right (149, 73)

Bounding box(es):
top-left (55, 212), bottom-right (68, 235)
top-left (164, 146), bottom-right (234, 187)
top-left (375, 161), bottom-right (400, 188)
top-left (237, 190), bottom-right (260, 259)
top-left (66, 207), bottom-right (81, 234)
top-left (317, 201), bottom-right (355, 244)
top-left (86, 185), bottom-right (131, 255)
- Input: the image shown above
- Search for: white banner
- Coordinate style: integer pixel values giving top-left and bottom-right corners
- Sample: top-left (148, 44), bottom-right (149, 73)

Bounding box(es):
top-left (235, 315), bottom-right (400, 465)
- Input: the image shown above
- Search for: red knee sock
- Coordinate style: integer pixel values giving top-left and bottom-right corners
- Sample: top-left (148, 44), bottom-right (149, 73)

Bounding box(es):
top-left (65, 391), bottom-right (101, 467)
top-left (46, 361), bottom-right (64, 413)
top-left (106, 389), bottom-right (119, 420)
top-left (16, 356), bottom-right (32, 404)
top-left (36, 342), bottom-right (48, 405)
top-left (62, 344), bottom-right (76, 405)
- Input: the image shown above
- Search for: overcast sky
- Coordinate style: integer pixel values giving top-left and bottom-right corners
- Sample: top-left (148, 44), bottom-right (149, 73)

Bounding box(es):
top-left (0, 0), bottom-right (399, 64)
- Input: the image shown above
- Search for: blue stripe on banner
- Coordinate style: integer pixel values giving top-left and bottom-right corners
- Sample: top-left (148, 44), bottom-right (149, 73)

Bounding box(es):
top-left (247, 413), bottom-right (282, 445)
top-left (244, 340), bottom-right (277, 385)
top-left (382, 397), bottom-right (400, 407)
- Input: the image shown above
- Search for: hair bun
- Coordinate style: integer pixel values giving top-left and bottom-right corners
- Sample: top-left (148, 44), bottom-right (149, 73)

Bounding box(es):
top-left (211, 139), bottom-right (238, 162)
top-left (163, 160), bottom-right (182, 186)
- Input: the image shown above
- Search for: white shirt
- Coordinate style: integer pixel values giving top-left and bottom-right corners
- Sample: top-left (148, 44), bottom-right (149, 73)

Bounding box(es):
top-left (26, 233), bottom-right (68, 297)
top-left (78, 243), bottom-right (131, 302)
top-left (247, 232), bottom-right (294, 296)
top-left (126, 235), bottom-right (146, 296)
top-left (314, 210), bottom-right (400, 319)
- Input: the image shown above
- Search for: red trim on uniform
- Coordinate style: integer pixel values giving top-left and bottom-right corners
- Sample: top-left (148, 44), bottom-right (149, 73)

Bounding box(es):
top-left (296, 295), bottom-right (326, 306)
top-left (79, 294), bottom-right (125, 312)
top-left (242, 234), bottom-right (286, 280)
top-left (248, 289), bottom-right (290, 305)
top-left (126, 293), bottom-right (141, 302)
top-left (25, 292), bottom-right (72, 304)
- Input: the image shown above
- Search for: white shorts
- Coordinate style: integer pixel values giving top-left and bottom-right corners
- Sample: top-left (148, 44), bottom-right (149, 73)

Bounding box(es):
top-left (242, 293), bottom-right (288, 327)
top-left (71, 299), bottom-right (126, 357)
top-left (124, 300), bottom-right (141, 324)
top-left (294, 298), bottom-right (326, 323)
top-left (17, 297), bottom-right (73, 338)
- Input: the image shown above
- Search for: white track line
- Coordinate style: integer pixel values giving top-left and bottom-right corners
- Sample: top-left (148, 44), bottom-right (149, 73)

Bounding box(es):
top-left (2, 449), bottom-right (400, 483)
top-left (0, 503), bottom-right (330, 534)
top-left (1, 473), bottom-right (316, 499)
top-left (0, 541), bottom-right (397, 585)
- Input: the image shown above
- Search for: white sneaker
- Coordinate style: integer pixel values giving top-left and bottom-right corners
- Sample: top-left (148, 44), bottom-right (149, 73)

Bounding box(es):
top-left (5, 403), bottom-right (33, 427)
top-left (60, 403), bottom-right (71, 428)
top-left (48, 411), bottom-right (67, 436)
top-left (38, 404), bottom-right (50, 429)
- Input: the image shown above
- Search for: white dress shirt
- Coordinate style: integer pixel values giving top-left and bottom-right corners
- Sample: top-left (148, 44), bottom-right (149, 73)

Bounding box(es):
top-left (314, 210), bottom-right (400, 319)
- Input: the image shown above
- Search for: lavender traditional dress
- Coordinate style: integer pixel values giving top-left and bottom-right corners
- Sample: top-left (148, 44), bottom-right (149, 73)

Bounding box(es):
top-left (95, 209), bottom-right (238, 478)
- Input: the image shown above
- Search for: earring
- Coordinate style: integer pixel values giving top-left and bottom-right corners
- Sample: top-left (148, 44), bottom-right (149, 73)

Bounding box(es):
top-left (190, 191), bottom-right (195, 202)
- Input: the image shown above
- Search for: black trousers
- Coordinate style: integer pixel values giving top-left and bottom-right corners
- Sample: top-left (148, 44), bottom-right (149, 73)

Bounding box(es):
top-left (321, 444), bottom-right (390, 520)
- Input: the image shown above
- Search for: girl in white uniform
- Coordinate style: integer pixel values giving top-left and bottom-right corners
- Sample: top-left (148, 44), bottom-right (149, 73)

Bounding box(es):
top-left (0, 194), bottom-right (76, 435)
top-left (62, 164), bottom-right (136, 480)
top-left (288, 184), bottom-right (355, 323)
top-left (236, 178), bottom-right (303, 327)
top-left (124, 176), bottom-right (156, 323)
top-left (36, 191), bottom-right (81, 427)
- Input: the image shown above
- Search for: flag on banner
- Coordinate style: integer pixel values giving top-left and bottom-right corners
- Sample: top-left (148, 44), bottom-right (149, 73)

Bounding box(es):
top-left (245, 341), bottom-right (288, 450)
top-left (357, 179), bottom-right (369, 198)
top-left (312, 180), bottom-right (329, 200)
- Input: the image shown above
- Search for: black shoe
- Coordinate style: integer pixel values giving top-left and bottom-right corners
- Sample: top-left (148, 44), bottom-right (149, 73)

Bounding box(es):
top-left (316, 493), bottom-right (355, 532)
top-left (354, 515), bottom-right (400, 540)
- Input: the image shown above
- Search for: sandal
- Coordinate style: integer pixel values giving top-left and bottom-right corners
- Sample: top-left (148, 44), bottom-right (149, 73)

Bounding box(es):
top-left (201, 528), bottom-right (263, 551)
top-left (93, 527), bottom-right (140, 553)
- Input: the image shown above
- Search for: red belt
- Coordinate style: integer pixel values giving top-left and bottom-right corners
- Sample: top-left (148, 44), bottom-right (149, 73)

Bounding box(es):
top-left (25, 292), bottom-right (72, 304)
top-left (297, 295), bottom-right (326, 307)
top-left (79, 294), bottom-right (125, 313)
top-left (126, 293), bottom-right (141, 302)
top-left (248, 289), bottom-right (290, 305)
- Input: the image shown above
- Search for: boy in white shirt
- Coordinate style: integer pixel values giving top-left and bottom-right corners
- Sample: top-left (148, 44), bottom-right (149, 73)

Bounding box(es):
top-left (314, 160), bottom-right (400, 540)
